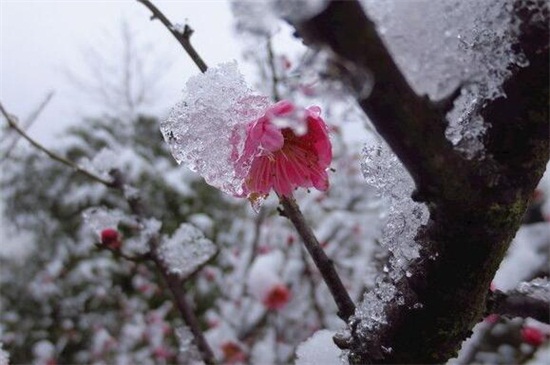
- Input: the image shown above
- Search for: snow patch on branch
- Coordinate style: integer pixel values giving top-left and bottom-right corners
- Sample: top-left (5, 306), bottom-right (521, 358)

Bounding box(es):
top-left (158, 223), bottom-right (216, 279)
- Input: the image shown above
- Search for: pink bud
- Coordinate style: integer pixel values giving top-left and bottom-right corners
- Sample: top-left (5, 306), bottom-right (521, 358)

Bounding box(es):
top-left (100, 228), bottom-right (121, 250)
top-left (262, 283), bottom-right (291, 311)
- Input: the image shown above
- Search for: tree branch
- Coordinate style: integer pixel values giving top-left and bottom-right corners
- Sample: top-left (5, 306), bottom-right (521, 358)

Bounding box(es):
top-left (136, 0), bottom-right (208, 73)
top-left (0, 101), bottom-right (113, 186)
top-left (487, 289), bottom-right (550, 324)
top-left (280, 196), bottom-right (355, 321)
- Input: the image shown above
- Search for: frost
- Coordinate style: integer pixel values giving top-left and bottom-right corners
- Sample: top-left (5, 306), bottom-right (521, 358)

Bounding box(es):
top-left (161, 62), bottom-right (270, 197)
top-left (295, 330), bottom-right (344, 365)
top-left (176, 327), bottom-right (204, 365)
top-left (158, 223), bottom-right (216, 278)
top-left (362, 0), bottom-right (526, 157)
top-left (79, 147), bottom-right (119, 179)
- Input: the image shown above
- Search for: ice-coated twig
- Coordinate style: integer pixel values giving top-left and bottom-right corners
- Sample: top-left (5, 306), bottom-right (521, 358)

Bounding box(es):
top-left (265, 36), bottom-right (281, 102)
top-left (0, 101), bottom-right (113, 186)
top-left (136, 0), bottom-right (208, 73)
top-left (280, 196), bottom-right (355, 321)
top-left (1, 91), bottom-right (54, 162)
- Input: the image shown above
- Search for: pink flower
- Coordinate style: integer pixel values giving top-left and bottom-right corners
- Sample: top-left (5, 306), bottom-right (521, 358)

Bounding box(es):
top-left (521, 326), bottom-right (546, 346)
top-left (236, 100), bottom-right (332, 200)
top-left (262, 283), bottom-right (292, 311)
top-left (100, 228), bottom-right (121, 250)
top-left (221, 341), bottom-right (246, 364)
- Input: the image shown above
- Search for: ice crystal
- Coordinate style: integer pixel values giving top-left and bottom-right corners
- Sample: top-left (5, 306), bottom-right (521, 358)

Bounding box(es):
top-left (362, 0), bottom-right (526, 157)
top-left (358, 144), bottom-right (429, 331)
top-left (158, 223), bottom-right (216, 279)
top-left (361, 144), bottom-right (427, 280)
top-left (161, 62), bottom-right (270, 197)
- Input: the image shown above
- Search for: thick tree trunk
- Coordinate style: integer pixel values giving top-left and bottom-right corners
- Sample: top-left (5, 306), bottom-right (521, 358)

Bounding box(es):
top-left (293, 1), bottom-right (549, 363)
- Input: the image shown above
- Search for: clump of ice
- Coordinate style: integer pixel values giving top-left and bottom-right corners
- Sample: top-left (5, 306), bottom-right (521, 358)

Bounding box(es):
top-left (161, 62), bottom-right (270, 197)
top-left (361, 144), bottom-right (427, 279)
top-left (157, 223), bottom-right (217, 279)
top-left (358, 144), bottom-right (428, 331)
top-left (361, 0), bottom-right (526, 157)
top-left (79, 147), bottom-right (119, 180)
top-left (295, 330), bottom-right (344, 365)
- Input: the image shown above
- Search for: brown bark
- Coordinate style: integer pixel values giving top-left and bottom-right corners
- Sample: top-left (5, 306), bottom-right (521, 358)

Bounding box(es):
top-left (293, 0), bottom-right (549, 363)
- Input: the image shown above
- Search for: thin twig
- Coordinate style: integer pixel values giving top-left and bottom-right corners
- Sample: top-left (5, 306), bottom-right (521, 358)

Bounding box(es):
top-left (1, 92), bottom-right (54, 162)
top-left (0, 101), bottom-right (113, 186)
top-left (150, 250), bottom-right (217, 364)
top-left (266, 36), bottom-right (281, 102)
top-left (487, 289), bottom-right (550, 324)
top-left (280, 196), bottom-right (355, 321)
top-left (136, 0), bottom-right (207, 73)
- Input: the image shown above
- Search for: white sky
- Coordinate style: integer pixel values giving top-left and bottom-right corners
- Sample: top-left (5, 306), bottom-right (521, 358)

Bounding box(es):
top-left (1, 0), bottom-right (241, 146)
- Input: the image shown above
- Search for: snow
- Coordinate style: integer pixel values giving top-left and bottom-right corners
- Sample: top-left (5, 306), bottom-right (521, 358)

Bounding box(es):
top-left (246, 250), bottom-right (284, 303)
top-left (526, 344), bottom-right (550, 365)
top-left (295, 330), bottom-right (343, 365)
top-left (361, 0), bottom-right (527, 158)
top-left (0, 342), bottom-right (9, 365)
top-left (161, 62), bottom-right (270, 197)
top-left (157, 223), bottom-right (217, 278)
top-left (492, 222), bottom-right (550, 291)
